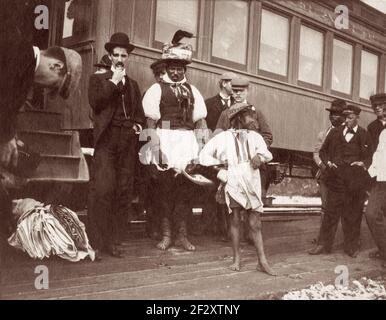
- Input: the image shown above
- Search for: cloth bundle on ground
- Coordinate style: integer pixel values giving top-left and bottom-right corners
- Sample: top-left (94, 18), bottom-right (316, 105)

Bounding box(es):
top-left (8, 199), bottom-right (95, 262)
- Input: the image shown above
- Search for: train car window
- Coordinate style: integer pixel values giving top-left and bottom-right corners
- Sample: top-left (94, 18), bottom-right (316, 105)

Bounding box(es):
top-left (331, 39), bottom-right (353, 95)
top-left (298, 25), bottom-right (324, 87)
top-left (211, 0), bottom-right (249, 65)
top-left (360, 50), bottom-right (379, 100)
top-left (62, 0), bottom-right (93, 43)
top-left (259, 9), bottom-right (289, 77)
top-left (384, 66), bottom-right (386, 92)
top-left (155, 0), bottom-right (199, 50)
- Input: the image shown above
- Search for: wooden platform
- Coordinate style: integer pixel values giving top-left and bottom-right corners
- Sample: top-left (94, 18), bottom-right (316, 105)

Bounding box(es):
top-left (1, 214), bottom-right (384, 300)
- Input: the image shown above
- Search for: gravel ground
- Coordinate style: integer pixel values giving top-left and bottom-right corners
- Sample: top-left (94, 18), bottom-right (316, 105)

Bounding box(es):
top-left (281, 276), bottom-right (386, 300)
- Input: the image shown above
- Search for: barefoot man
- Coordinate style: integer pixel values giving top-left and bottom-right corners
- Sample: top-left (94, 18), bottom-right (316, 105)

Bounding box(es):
top-left (199, 102), bottom-right (276, 275)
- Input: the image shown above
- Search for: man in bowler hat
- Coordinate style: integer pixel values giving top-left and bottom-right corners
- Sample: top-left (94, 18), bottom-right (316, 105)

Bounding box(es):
top-left (368, 93), bottom-right (386, 155)
top-left (87, 32), bottom-right (145, 258)
top-left (309, 105), bottom-right (371, 257)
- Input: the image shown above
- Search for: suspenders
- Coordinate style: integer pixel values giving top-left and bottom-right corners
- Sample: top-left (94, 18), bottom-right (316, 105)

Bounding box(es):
top-left (233, 131), bottom-right (252, 163)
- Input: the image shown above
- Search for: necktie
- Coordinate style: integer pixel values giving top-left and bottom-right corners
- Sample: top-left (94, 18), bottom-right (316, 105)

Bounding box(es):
top-left (345, 128), bottom-right (355, 135)
top-left (222, 98), bottom-right (230, 108)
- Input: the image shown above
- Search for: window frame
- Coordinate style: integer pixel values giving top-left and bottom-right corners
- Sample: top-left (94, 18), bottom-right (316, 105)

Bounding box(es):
top-left (359, 47), bottom-right (380, 104)
top-left (330, 36), bottom-right (354, 100)
top-left (209, 0), bottom-right (250, 71)
top-left (152, 0), bottom-right (201, 57)
top-left (60, 0), bottom-right (97, 47)
top-left (257, 7), bottom-right (290, 82)
top-left (296, 23), bottom-right (325, 91)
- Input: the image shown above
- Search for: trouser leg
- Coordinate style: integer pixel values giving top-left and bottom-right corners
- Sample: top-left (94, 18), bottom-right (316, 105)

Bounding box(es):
top-left (113, 131), bottom-right (136, 243)
top-left (365, 183), bottom-right (386, 258)
top-left (318, 187), bottom-right (343, 251)
top-left (87, 131), bottom-right (117, 251)
top-left (342, 189), bottom-right (365, 253)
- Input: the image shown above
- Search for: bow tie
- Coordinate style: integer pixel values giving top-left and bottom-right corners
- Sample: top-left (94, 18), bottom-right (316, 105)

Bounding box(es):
top-left (345, 127), bottom-right (355, 135)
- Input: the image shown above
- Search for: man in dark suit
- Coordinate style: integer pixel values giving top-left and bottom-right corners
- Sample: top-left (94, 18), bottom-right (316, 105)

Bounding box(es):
top-left (205, 72), bottom-right (237, 131)
top-left (367, 93), bottom-right (386, 156)
top-left (87, 33), bottom-right (145, 258)
top-left (309, 105), bottom-right (372, 257)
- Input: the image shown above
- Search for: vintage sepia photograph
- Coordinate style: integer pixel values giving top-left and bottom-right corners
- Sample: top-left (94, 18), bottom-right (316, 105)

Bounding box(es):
top-left (0, 0), bottom-right (386, 306)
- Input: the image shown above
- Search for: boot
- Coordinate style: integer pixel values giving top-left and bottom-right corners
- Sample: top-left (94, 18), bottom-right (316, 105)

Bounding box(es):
top-left (175, 220), bottom-right (195, 251)
top-left (156, 217), bottom-right (172, 250)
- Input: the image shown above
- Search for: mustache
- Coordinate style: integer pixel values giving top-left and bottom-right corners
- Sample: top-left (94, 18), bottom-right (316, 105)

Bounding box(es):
top-left (116, 62), bottom-right (124, 68)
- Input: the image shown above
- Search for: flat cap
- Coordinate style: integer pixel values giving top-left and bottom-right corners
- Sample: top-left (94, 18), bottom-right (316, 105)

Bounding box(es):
top-left (370, 93), bottom-right (386, 106)
top-left (228, 102), bottom-right (255, 120)
top-left (150, 59), bottom-right (167, 71)
top-left (231, 77), bottom-right (249, 88)
top-left (343, 105), bottom-right (361, 116)
top-left (220, 72), bottom-right (237, 81)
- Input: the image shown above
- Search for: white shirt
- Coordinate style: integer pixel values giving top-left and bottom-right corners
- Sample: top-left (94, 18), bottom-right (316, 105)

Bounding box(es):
top-left (142, 74), bottom-right (207, 123)
top-left (368, 129), bottom-right (386, 181)
top-left (33, 46), bottom-right (40, 72)
top-left (219, 92), bottom-right (231, 108)
top-left (343, 125), bottom-right (358, 143)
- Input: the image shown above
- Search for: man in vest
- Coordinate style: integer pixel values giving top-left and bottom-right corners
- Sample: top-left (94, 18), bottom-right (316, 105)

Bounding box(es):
top-left (142, 32), bottom-right (207, 251)
top-left (87, 33), bottom-right (145, 259)
top-left (310, 105), bottom-right (371, 257)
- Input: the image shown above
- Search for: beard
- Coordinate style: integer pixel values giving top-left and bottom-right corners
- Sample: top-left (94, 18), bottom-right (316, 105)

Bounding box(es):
top-left (244, 121), bottom-right (259, 131)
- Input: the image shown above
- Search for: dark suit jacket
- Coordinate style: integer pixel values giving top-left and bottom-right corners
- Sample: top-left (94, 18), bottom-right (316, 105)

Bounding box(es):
top-left (215, 102), bottom-right (273, 147)
top-left (319, 125), bottom-right (371, 190)
top-left (205, 94), bottom-right (234, 131)
top-left (0, 29), bottom-right (35, 143)
top-left (367, 119), bottom-right (386, 155)
top-left (88, 70), bottom-right (145, 146)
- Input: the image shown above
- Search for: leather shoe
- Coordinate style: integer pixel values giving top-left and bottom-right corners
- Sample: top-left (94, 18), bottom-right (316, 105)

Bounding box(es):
top-left (308, 244), bottom-right (328, 255)
top-left (94, 249), bottom-right (102, 262)
top-left (107, 245), bottom-right (123, 258)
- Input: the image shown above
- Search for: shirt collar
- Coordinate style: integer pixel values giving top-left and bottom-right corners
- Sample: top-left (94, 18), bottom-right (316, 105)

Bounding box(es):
top-left (219, 92), bottom-right (230, 100)
top-left (33, 46), bottom-right (40, 72)
top-left (344, 125), bottom-right (358, 133)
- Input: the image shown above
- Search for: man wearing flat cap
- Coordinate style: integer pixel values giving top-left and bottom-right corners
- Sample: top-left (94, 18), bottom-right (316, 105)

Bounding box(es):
top-left (310, 105), bottom-right (371, 257)
top-left (310, 99), bottom-right (345, 247)
top-left (203, 72), bottom-right (237, 239)
top-left (0, 20), bottom-right (82, 285)
top-left (87, 32), bottom-right (145, 259)
top-left (205, 72), bottom-right (237, 131)
top-left (368, 93), bottom-right (386, 155)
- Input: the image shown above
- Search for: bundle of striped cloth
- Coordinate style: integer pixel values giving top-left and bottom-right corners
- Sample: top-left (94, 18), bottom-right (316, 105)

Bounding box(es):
top-left (8, 199), bottom-right (95, 262)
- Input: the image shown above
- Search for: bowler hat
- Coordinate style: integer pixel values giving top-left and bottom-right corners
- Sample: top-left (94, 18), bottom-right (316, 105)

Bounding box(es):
top-left (94, 54), bottom-right (111, 69)
top-left (370, 93), bottom-right (386, 107)
top-left (343, 105), bottom-right (361, 116)
top-left (228, 102), bottom-right (255, 120)
top-left (105, 32), bottom-right (135, 53)
top-left (58, 47), bottom-right (82, 99)
top-left (326, 99), bottom-right (346, 113)
top-left (232, 78), bottom-right (249, 89)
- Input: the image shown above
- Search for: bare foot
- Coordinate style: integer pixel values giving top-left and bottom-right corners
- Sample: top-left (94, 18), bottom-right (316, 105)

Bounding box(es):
top-left (175, 237), bottom-right (196, 251)
top-left (156, 237), bottom-right (172, 251)
top-left (259, 260), bottom-right (277, 276)
top-left (229, 260), bottom-right (241, 271)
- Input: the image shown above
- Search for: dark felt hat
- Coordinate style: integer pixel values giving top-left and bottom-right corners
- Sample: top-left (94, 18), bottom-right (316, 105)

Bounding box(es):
top-left (325, 99), bottom-right (346, 113)
top-left (369, 93), bottom-right (386, 107)
top-left (105, 32), bottom-right (135, 53)
top-left (94, 54), bottom-right (111, 69)
top-left (150, 59), bottom-right (167, 71)
top-left (343, 105), bottom-right (361, 116)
